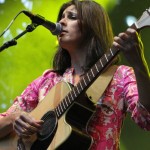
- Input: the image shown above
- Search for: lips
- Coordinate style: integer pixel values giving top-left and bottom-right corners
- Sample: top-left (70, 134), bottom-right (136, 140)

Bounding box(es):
top-left (59, 30), bottom-right (67, 36)
top-left (61, 29), bottom-right (67, 33)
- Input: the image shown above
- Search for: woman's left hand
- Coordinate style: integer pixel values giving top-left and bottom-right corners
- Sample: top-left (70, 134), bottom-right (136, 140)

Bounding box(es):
top-left (113, 28), bottom-right (144, 68)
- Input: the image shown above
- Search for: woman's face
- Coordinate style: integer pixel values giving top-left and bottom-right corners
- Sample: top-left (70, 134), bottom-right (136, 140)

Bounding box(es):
top-left (58, 5), bottom-right (83, 51)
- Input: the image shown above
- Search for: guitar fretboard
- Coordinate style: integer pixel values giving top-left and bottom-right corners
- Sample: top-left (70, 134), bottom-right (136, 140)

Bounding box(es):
top-left (55, 47), bottom-right (119, 119)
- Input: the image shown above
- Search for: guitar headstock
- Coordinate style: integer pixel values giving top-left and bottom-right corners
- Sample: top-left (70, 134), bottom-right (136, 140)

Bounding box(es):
top-left (134, 7), bottom-right (150, 30)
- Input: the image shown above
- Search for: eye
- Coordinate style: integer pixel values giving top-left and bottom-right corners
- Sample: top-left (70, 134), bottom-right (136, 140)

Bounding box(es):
top-left (61, 13), bottom-right (65, 19)
top-left (68, 12), bottom-right (77, 20)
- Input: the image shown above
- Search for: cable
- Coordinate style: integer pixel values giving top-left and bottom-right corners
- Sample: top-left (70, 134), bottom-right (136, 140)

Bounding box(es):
top-left (0, 10), bottom-right (24, 38)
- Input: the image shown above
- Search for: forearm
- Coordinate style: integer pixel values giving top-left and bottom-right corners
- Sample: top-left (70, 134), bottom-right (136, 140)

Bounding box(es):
top-left (0, 115), bottom-right (14, 139)
top-left (133, 62), bottom-right (150, 110)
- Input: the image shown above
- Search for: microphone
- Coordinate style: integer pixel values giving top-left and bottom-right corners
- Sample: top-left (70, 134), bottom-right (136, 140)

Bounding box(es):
top-left (23, 10), bottom-right (62, 35)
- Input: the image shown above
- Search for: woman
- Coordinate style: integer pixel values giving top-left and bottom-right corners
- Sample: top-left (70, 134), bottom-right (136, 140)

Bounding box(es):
top-left (0, 0), bottom-right (150, 149)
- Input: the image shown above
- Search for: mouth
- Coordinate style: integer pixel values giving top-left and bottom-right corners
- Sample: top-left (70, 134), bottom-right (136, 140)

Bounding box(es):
top-left (59, 30), bottom-right (67, 36)
top-left (61, 29), bottom-right (67, 33)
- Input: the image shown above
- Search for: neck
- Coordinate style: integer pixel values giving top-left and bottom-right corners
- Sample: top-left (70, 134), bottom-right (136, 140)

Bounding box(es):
top-left (69, 48), bottom-right (86, 76)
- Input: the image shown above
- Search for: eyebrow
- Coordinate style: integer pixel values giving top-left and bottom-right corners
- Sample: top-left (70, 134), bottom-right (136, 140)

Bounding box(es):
top-left (63, 10), bottom-right (77, 14)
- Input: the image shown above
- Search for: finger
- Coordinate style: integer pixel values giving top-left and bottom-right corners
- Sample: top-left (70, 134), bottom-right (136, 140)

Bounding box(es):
top-left (14, 114), bottom-right (44, 136)
top-left (118, 32), bottom-right (133, 44)
top-left (20, 114), bottom-right (44, 130)
top-left (14, 119), bottom-right (43, 138)
top-left (13, 121), bottom-right (31, 138)
top-left (15, 127), bottom-right (31, 139)
top-left (125, 28), bottom-right (140, 42)
top-left (113, 36), bottom-right (126, 49)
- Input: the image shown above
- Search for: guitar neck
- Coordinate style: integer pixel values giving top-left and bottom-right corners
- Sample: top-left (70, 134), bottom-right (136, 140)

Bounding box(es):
top-left (55, 47), bottom-right (119, 119)
top-left (54, 7), bottom-right (150, 119)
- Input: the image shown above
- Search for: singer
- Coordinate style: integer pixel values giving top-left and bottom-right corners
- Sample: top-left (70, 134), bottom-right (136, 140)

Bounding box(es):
top-left (0, 0), bottom-right (150, 150)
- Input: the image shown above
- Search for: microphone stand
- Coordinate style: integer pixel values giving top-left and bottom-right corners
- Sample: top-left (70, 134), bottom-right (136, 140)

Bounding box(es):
top-left (0, 23), bottom-right (38, 52)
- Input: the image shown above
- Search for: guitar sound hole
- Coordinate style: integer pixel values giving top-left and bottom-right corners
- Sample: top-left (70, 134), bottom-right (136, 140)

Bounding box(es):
top-left (37, 110), bottom-right (57, 141)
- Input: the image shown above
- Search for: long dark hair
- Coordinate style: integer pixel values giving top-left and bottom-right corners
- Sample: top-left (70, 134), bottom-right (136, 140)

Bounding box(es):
top-left (53, 0), bottom-right (114, 75)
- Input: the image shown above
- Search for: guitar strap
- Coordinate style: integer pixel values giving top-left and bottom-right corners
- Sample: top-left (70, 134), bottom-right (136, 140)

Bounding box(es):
top-left (86, 65), bottom-right (118, 104)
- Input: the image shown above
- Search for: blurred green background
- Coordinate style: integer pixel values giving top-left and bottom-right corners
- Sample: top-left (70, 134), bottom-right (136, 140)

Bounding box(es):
top-left (0, 0), bottom-right (150, 149)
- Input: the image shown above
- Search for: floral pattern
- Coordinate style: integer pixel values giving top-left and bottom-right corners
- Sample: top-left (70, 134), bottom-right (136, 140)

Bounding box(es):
top-left (0, 65), bottom-right (150, 150)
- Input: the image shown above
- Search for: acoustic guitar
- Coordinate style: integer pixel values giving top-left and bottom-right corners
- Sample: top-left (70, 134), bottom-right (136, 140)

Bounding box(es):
top-left (0, 8), bottom-right (150, 150)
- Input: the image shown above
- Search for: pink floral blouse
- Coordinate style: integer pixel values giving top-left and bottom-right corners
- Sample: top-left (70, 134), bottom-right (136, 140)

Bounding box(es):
top-left (0, 65), bottom-right (150, 150)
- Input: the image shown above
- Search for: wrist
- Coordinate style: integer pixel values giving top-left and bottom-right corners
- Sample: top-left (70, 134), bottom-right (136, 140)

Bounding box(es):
top-left (0, 115), bottom-right (15, 139)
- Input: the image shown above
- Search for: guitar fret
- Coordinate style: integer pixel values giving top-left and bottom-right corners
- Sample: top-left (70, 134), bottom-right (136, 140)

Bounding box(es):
top-left (110, 48), bottom-right (114, 56)
top-left (59, 103), bottom-right (64, 112)
top-left (83, 77), bottom-right (87, 86)
top-left (100, 59), bottom-right (103, 67)
top-left (91, 68), bottom-right (95, 77)
top-left (87, 73), bottom-right (91, 82)
top-left (56, 107), bottom-right (60, 116)
top-left (67, 95), bottom-right (71, 104)
top-left (105, 54), bottom-right (108, 62)
top-left (62, 101), bottom-right (66, 109)
top-left (76, 85), bottom-right (80, 94)
top-left (70, 93), bottom-right (74, 101)
top-left (95, 64), bottom-right (99, 72)
top-left (55, 108), bottom-right (59, 117)
top-left (74, 86), bottom-right (79, 95)
top-left (57, 106), bottom-right (61, 115)
top-left (73, 89), bottom-right (77, 97)
top-left (64, 98), bottom-right (69, 107)
top-left (107, 53), bottom-right (110, 58)
top-left (79, 82), bottom-right (83, 90)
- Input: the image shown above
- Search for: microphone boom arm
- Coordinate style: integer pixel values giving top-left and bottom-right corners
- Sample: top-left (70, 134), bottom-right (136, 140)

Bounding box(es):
top-left (0, 23), bottom-right (38, 52)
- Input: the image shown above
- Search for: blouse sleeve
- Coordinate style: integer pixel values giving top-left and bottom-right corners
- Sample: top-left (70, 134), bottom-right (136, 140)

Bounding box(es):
top-left (0, 69), bottom-right (58, 119)
top-left (123, 66), bottom-right (150, 130)
top-left (0, 77), bottom-right (41, 119)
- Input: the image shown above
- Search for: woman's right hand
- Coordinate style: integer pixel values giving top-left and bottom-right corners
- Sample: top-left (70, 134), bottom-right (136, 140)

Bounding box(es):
top-left (13, 112), bottom-right (44, 139)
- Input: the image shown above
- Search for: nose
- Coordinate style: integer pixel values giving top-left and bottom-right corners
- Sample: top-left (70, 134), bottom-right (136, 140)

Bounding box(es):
top-left (59, 17), bottom-right (67, 26)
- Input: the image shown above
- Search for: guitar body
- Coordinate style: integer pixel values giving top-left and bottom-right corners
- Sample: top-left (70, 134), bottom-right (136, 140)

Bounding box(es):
top-left (0, 81), bottom-right (95, 150)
